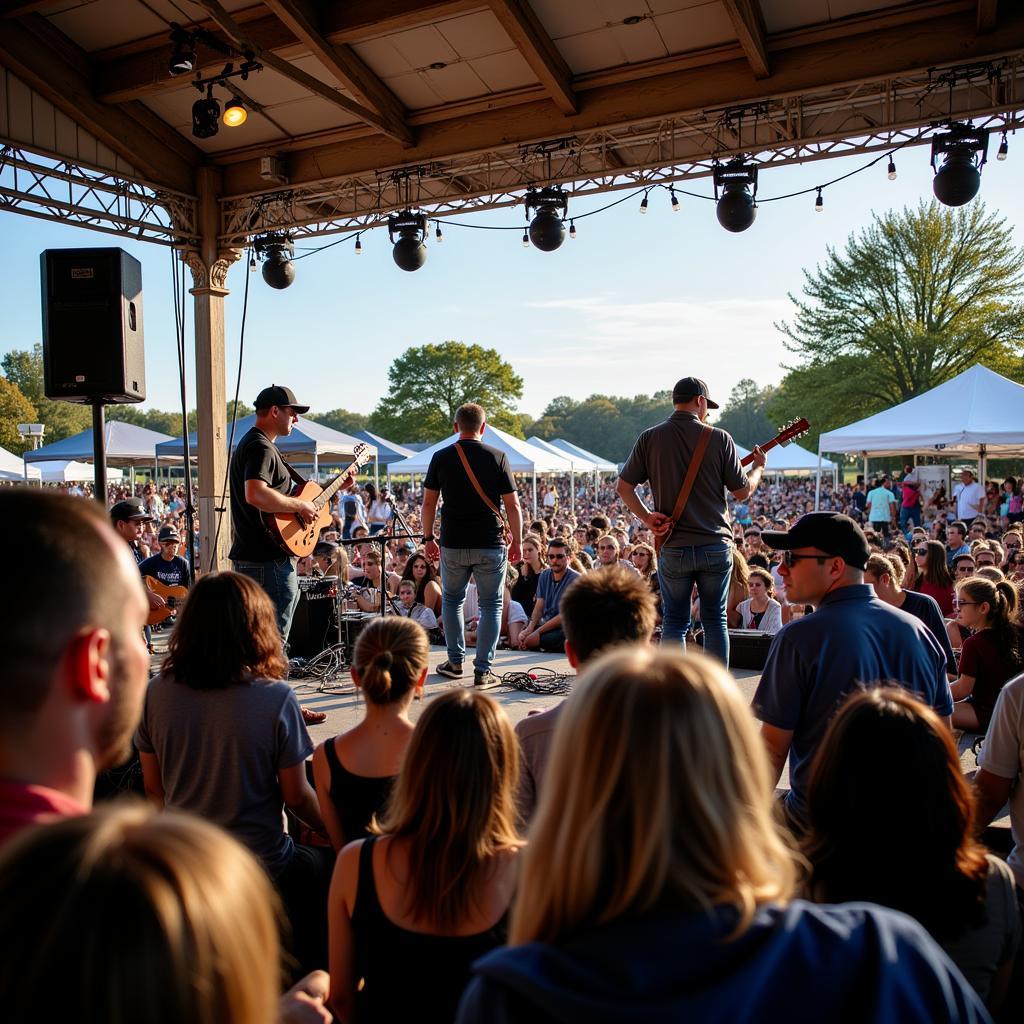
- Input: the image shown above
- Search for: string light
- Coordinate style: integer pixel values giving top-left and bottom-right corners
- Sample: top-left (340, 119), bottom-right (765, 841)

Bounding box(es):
top-left (639, 193), bottom-right (649, 214)
top-left (670, 188), bottom-right (680, 212)
top-left (354, 234), bottom-right (362, 255)
top-left (522, 230), bottom-right (529, 248)
top-left (887, 157), bottom-right (897, 180)
top-left (435, 223), bottom-right (444, 243)
top-left (814, 188), bottom-right (823, 213)
top-left (569, 220), bottom-right (577, 239)
top-left (997, 133), bottom-right (1008, 160)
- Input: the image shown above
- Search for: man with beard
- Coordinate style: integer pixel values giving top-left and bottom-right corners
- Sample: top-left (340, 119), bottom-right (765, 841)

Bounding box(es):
top-left (0, 491), bottom-right (150, 844)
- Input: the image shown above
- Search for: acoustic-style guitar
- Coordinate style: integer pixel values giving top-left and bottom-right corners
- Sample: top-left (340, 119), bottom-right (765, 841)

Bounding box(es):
top-left (265, 442), bottom-right (373, 558)
top-left (145, 576), bottom-right (189, 626)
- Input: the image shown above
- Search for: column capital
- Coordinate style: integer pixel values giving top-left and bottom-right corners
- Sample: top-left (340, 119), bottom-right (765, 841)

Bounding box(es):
top-left (182, 248), bottom-right (242, 294)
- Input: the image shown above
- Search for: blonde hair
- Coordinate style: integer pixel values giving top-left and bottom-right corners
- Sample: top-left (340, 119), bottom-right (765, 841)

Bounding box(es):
top-left (0, 802), bottom-right (282, 1024)
top-left (352, 616), bottom-right (429, 705)
top-left (374, 689), bottom-right (523, 930)
top-left (510, 647), bottom-right (796, 944)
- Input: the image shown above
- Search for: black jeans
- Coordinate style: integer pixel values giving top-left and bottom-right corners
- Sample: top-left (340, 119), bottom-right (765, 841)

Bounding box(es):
top-left (274, 842), bottom-right (334, 979)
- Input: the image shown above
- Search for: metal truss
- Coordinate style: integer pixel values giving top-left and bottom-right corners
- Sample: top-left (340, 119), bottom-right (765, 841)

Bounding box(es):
top-left (0, 146), bottom-right (198, 246)
top-left (221, 56), bottom-right (1024, 245)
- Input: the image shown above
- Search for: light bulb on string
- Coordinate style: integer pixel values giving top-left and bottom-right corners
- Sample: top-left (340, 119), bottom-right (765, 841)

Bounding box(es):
top-left (998, 134), bottom-right (1008, 161)
top-left (248, 251), bottom-right (256, 273)
top-left (887, 157), bottom-right (897, 180)
top-left (522, 230), bottom-right (529, 248)
top-left (354, 234), bottom-right (362, 255)
top-left (814, 189), bottom-right (823, 213)
top-left (670, 188), bottom-right (680, 213)
top-left (569, 220), bottom-right (577, 239)
top-left (639, 193), bottom-right (649, 214)
top-left (435, 223), bottom-right (444, 243)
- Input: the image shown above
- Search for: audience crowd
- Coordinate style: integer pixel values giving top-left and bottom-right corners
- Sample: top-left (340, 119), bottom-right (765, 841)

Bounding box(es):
top-left (3, 455), bottom-right (1024, 1023)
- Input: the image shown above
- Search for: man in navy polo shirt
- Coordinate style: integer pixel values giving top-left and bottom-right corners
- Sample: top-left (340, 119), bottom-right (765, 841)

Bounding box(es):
top-left (752, 513), bottom-right (951, 829)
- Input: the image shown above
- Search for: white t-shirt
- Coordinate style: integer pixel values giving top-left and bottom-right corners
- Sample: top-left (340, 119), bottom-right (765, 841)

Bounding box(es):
top-left (542, 490), bottom-right (556, 509)
top-left (977, 671), bottom-right (1024, 889)
top-left (953, 480), bottom-right (985, 520)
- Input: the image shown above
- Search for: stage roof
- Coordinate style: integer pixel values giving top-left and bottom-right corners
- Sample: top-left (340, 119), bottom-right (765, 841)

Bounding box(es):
top-left (1, 2), bottom-right (1022, 246)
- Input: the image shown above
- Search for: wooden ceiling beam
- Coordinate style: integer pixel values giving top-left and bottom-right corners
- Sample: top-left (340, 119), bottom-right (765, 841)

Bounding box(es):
top-left (95, 1), bottom-right (483, 103)
top-left (218, 6), bottom-right (1024, 195)
top-left (977, 0), bottom-right (999, 33)
top-left (260, 0), bottom-right (408, 126)
top-left (722, 0), bottom-right (770, 78)
top-left (0, 15), bottom-right (200, 193)
top-left (486, 0), bottom-right (576, 114)
top-left (190, 0), bottom-right (413, 146)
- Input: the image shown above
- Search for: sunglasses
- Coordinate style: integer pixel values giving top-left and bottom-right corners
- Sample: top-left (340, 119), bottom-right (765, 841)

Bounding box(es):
top-left (547, 552), bottom-right (568, 560)
top-left (955, 564), bottom-right (976, 573)
top-left (913, 547), bottom-right (929, 555)
top-left (782, 552), bottom-right (831, 567)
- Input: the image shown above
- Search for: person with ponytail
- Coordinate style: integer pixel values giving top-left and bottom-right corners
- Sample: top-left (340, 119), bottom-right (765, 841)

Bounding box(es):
top-left (951, 576), bottom-right (1024, 731)
top-left (312, 617), bottom-right (428, 852)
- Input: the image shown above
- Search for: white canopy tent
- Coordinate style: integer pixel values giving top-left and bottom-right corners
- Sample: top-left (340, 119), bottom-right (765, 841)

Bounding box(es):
top-left (0, 445), bottom-right (41, 482)
top-left (37, 460), bottom-right (123, 483)
top-left (736, 442), bottom-right (838, 478)
top-left (528, 436), bottom-right (598, 515)
top-left (815, 364), bottom-right (1024, 508)
top-left (389, 425), bottom-right (575, 516)
top-left (549, 438), bottom-right (618, 472)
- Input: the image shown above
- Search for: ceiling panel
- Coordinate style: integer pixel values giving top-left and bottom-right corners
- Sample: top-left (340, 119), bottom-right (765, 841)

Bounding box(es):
top-left (379, 24), bottom-right (460, 70)
top-left (380, 72), bottom-right (445, 109)
top-left (529, 0), bottom-right (611, 37)
top-left (350, 36), bottom-right (414, 78)
top-left (267, 95), bottom-right (362, 135)
top-left (610, 17), bottom-right (670, 62)
top-left (420, 61), bottom-right (491, 103)
top-left (655, 2), bottom-right (736, 53)
top-left (469, 50), bottom-right (539, 92)
top-left (760, 0), bottom-right (830, 33)
top-left (556, 29), bottom-right (631, 74)
top-left (49, 0), bottom-right (166, 51)
top-left (434, 11), bottom-right (516, 59)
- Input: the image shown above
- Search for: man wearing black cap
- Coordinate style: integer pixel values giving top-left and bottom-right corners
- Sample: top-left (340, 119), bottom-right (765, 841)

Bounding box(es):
top-left (752, 512), bottom-right (953, 828)
top-left (616, 376), bottom-right (766, 664)
top-left (139, 525), bottom-right (190, 591)
top-left (229, 385), bottom-right (318, 643)
top-left (110, 497), bottom-right (164, 617)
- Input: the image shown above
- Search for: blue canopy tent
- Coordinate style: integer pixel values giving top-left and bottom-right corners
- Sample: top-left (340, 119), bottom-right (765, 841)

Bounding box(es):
top-left (351, 430), bottom-right (415, 492)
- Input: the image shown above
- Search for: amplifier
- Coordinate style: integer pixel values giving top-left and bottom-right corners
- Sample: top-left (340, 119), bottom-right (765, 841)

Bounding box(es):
top-left (690, 629), bottom-right (774, 671)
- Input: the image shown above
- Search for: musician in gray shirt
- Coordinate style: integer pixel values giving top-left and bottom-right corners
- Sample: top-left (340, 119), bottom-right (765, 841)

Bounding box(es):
top-left (616, 376), bottom-right (765, 664)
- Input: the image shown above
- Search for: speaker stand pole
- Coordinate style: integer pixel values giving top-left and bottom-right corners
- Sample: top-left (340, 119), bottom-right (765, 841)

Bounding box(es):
top-left (91, 399), bottom-right (107, 507)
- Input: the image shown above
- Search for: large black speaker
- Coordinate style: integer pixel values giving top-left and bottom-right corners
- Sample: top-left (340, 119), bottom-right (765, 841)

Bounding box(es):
top-left (41, 247), bottom-right (145, 403)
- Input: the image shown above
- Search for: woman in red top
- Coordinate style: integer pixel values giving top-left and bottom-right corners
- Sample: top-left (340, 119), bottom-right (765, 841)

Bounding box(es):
top-left (911, 540), bottom-right (955, 616)
top-left (951, 577), bottom-right (1024, 731)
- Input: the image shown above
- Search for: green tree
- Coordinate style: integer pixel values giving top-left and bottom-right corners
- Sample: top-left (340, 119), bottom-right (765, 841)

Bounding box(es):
top-left (775, 200), bottom-right (1024, 450)
top-left (306, 407), bottom-right (369, 436)
top-left (1, 344), bottom-right (91, 441)
top-left (0, 376), bottom-right (37, 452)
top-left (715, 378), bottom-right (777, 449)
top-left (369, 341), bottom-right (523, 442)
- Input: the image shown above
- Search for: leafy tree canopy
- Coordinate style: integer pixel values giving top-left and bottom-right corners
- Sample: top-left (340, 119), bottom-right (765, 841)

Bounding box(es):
top-left (306, 408), bottom-right (369, 436)
top-left (2, 344), bottom-right (91, 442)
top-left (0, 376), bottom-right (37, 452)
top-left (714, 378), bottom-right (777, 449)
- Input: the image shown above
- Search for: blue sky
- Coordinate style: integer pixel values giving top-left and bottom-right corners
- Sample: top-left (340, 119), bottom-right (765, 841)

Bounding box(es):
top-left (2, 140), bottom-right (1021, 423)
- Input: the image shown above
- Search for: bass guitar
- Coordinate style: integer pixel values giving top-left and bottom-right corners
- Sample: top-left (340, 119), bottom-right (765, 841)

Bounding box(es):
top-left (265, 442), bottom-right (373, 558)
top-left (145, 576), bottom-right (189, 626)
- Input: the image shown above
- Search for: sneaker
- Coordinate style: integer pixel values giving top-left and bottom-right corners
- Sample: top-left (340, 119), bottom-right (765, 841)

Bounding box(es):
top-left (436, 660), bottom-right (464, 679)
top-left (474, 670), bottom-right (501, 691)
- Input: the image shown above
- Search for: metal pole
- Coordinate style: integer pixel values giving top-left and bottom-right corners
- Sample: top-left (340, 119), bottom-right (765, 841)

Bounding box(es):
top-left (815, 445), bottom-right (822, 510)
top-left (91, 400), bottom-right (107, 506)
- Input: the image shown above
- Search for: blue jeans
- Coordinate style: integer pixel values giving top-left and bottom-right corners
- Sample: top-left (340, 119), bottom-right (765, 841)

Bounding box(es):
top-left (899, 505), bottom-right (921, 530)
top-left (658, 542), bottom-right (733, 665)
top-left (440, 547), bottom-right (506, 675)
top-left (233, 556), bottom-right (300, 644)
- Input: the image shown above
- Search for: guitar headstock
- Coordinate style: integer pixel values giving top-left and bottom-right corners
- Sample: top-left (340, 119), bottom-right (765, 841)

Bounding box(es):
top-left (775, 417), bottom-right (810, 447)
top-left (352, 442), bottom-right (373, 469)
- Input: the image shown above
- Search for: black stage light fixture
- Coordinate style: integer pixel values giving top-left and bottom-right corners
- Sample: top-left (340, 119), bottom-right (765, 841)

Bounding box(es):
top-left (168, 24), bottom-right (196, 77)
top-left (388, 210), bottom-right (428, 272)
top-left (713, 158), bottom-right (758, 232)
top-left (931, 123), bottom-right (988, 207)
top-left (524, 186), bottom-right (569, 251)
top-left (254, 234), bottom-right (295, 289)
top-left (192, 85), bottom-right (220, 139)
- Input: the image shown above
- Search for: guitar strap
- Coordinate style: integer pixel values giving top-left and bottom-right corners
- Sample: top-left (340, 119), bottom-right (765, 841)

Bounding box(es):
top-left (281, 457), bottom-right (307, 491)
top-left (655, 422), bottom-right (713, 555)
top-left (454, 443), bottom-right (513, 545)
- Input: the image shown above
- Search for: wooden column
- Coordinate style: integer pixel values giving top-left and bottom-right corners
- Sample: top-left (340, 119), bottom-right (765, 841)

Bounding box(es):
top-left (184, 166), bottom-right (240, 572)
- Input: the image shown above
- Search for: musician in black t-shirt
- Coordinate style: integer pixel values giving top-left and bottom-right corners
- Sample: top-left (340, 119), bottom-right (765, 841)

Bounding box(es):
top-left (228, 385), bottom-right (318, 642)
top-left (139, 525), bottom-right (190, 590)
top-left (421, 403), bottom-right (522, 690)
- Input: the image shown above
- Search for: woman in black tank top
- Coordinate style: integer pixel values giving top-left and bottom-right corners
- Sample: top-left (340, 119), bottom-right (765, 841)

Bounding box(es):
top-left (312, 617), bottom-right (428, 851)
top-left (327, 689), bottom-right (523, 1023)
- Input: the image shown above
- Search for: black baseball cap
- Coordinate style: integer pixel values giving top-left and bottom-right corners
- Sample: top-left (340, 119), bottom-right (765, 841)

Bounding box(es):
top-left (254, 384), bottom-right (309, 414)
top-left (109, 498), bottom-right (152, 523)
top-left (760, 512), bottom-right (870, 571)
top-left (672, 377), bottom-right (719, 409)
top-left (158, 525), bottom-right (180, 543)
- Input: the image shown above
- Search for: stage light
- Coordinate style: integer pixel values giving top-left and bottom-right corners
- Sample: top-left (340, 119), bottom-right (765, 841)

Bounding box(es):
top-left (639, 193), bottom-right (648, 214)
top-left (192, 86), bottom-right (220, 139)
top-left (569, 220), bottom-right (577, 239)
top-left (254, 234), bottom-right (295, 289)
top-left (670, 188), bottom-right (680, 212)
top-left (524, 186), bottom-right (569, 252)
top-left (354, 235), bottom-right (362, 255)
top-left (435, 223), bottom-right (444, 243)
top-left (168, 25), bottom-right (195, 77)
top-left (815, 189), bottom-right (823, 213)
top-left (997, 133), bottom-right (1008, 161)
top-left (887, 157), bottom-right (897, 180)
top-left (223, 99), bottom-right (247, 127)
top-left (713, 158), bottom-right (758, 233)
top-left (388, 210), bottom-right (428, 272)
top-left (931, 123), bottom-right (988, 207)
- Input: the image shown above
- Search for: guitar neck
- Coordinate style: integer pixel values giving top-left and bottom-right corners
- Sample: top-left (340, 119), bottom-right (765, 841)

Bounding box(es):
top-left (740, 436), bottom-right (783, 467)
top-left (314, 466), bottom-right (357, 508)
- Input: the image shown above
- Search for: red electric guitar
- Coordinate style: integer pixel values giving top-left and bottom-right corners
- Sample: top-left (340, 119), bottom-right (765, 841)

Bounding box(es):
top-left (739, 417), bottom-right (810, 467)
top-left (265, 442), bottom-right (372, 558)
